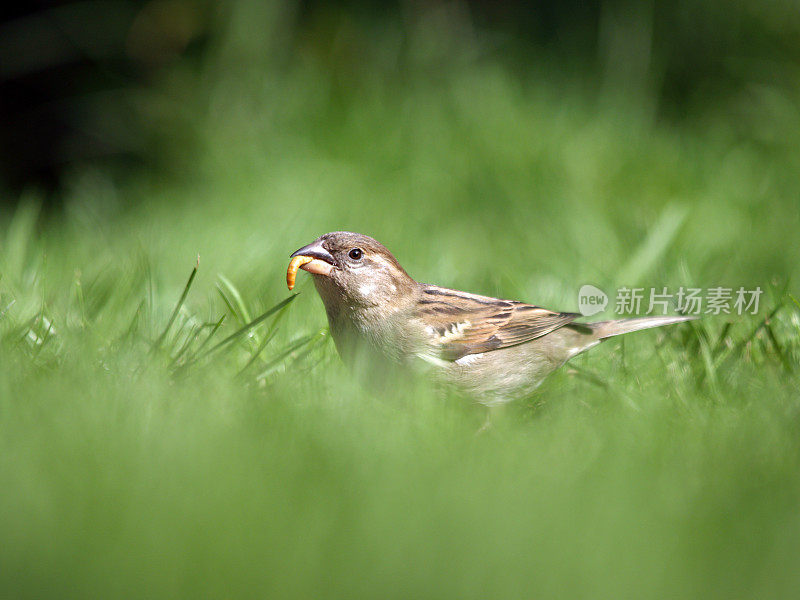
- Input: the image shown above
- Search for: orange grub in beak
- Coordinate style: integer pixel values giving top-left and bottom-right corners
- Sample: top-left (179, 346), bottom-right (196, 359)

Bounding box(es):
top-left (287, 256), bottom-right (313, 290)
top-left (286, 255), bottom-right (334, 290)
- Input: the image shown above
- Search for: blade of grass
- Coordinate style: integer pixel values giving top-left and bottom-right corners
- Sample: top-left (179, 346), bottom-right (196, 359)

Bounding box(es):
top-left (255, 331), bottom-right (321, 381)
top-left (236, 328), bottom-right (281, 376)
top-left (734, 301), bottom-right (784, 356)
top-left (712, 321), bottom-right (732, 356)
top-left (291, 332), bottom-right (334, 376)
top-left (171, 315), bottom-right (227, 373)
top-left (765, 321), bottom-right (793, 371)
top-left (687, 319), bottom-right (718, 393)
top-left (196, 294), bottom-right (298, 360)
top-left (788, 292), bottom-right (800, 312)
top-left (698, 332), bottom-right (719, 398)
top-left (151, 258), bottom-right (199, 352)
top-left (192, 315), bottom-right (226, 357)
top-left (0, 298), bottom-right (15, 320)
top-left (3, 201), bottom-right (40, 284)
top-left (32, 315), bottom-right (55, 360)
top-left (217, 274), bottom-right (252, 324)
top-left (236, 298), bottom-right (295, 375)
top-left (170, 322), bottom-right (203, 364)
top-left (281, 332), bottom-right (330, 374)
top-left (652, 340), bottom-right (692, 408)
top-left (144, 255), bottom-right (155, 341)
top-left (72, 273), bottom-right (87, 328)
top-left (121, 299), bottom-right (145, 345)
top-left (171, 319), bottom-right (226, 367)
top-left (615, 203), bottom-right (689, 284)
top-left (216, 286), bottom-right (240, 323)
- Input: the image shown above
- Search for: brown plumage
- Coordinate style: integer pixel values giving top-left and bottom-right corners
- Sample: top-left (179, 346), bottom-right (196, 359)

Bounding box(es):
top-left (413, 286), bottom-right (581, 360)
top-left (289, 231), bottom-right (695, 405)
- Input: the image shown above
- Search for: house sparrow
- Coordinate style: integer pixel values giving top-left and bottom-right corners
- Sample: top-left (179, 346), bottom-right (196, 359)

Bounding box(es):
top-left (287, 231), bottom-right (694, 405)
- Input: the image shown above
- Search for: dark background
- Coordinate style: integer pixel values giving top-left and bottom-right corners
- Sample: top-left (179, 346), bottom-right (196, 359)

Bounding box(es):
top-left (2, 0), bottom-right (799, 206)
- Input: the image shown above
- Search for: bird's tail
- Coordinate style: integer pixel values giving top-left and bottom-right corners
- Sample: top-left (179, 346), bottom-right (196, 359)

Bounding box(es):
top-left (588, 315), bottom-right (697, 339)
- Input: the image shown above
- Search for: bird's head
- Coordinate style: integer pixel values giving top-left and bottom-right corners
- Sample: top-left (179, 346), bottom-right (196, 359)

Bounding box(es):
top-left (287, 231), bottom-right (415, 309)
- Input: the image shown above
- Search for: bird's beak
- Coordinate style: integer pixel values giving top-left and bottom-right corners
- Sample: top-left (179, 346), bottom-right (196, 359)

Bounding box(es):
top-left (287, 241), bottom-right (336, 290)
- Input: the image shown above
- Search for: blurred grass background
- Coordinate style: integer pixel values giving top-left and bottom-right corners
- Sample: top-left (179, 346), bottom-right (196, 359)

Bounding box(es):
top-left (1, 1), bottom-right (800, 598)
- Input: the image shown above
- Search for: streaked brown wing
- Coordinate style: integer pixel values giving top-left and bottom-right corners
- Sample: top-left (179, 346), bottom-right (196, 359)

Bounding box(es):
top-left (415, 285), bottom-right (581, 360)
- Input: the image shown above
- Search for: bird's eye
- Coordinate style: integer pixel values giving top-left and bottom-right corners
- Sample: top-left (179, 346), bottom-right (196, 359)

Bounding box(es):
top-left (348, 248), bottom-right (363, 260)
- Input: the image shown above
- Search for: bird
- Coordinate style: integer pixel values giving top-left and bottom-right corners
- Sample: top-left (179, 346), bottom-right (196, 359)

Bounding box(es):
top-left (287, 231), bottom-right (695, 405)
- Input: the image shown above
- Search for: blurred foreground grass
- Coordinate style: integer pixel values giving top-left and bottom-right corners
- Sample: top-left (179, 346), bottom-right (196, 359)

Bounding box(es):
top-left (2, 8), bottom-right (800, 598)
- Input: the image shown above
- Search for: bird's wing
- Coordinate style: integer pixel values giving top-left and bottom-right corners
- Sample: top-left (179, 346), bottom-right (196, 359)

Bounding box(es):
top-left (414, 285), bottom-right (582, 361)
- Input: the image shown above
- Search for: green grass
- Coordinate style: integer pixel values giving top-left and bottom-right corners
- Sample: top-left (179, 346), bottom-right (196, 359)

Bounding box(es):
top-left (2, 11), bottom-right (800, 598)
